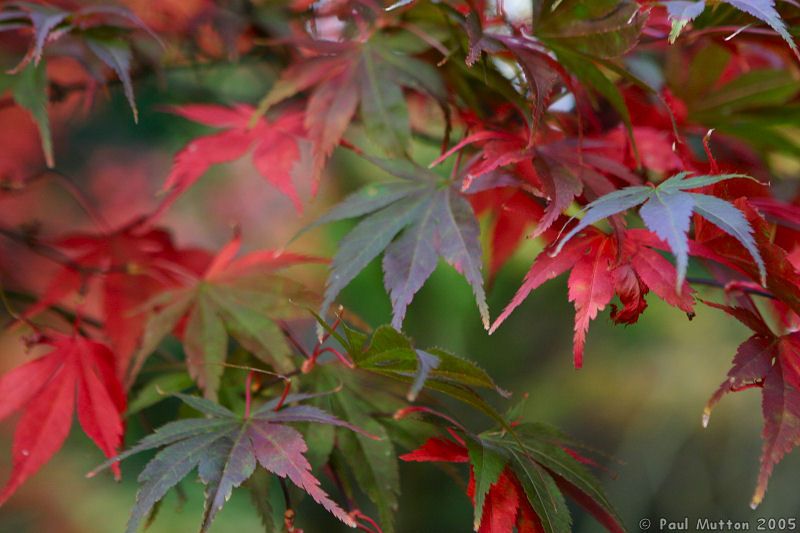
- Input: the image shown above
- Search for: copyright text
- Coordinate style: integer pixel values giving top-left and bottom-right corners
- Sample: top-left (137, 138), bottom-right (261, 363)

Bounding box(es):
top-left (637, 517), bottom-right (797, 531)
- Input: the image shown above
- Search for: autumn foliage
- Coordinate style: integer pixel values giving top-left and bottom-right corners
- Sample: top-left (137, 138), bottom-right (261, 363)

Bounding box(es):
top-left (1, 0), bottom-right (800, 531)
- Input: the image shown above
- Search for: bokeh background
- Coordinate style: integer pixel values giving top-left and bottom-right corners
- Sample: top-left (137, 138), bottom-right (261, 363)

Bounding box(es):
top-left (1, 27), bottom-right (799, 533)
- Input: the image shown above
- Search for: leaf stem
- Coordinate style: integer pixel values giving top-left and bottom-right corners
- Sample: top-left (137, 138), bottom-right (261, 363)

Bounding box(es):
top-left (687, 277), bottom-right (775, 299)
top-left (273, 379), bottom-right (292, 412)
top-left (244, 371), bottom-right (254, 419)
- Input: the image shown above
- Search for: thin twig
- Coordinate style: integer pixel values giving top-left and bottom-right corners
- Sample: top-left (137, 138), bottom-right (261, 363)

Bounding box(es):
top-left (687, 277), bottom-right (775, 300)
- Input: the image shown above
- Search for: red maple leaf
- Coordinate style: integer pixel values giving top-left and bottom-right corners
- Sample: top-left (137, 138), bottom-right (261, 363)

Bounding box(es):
top-left (702, 302), bottom-right (800, 509)
top-left (491, 228), bottom-right (694, 367)
top-left (160, 104), bottom-right (309, 213)
top-left (690, 197), bottom-right (800, 316)
top-left (470, 188), bottom-right (546, 280)
top-left (0, 332), bottom-right (126, 504)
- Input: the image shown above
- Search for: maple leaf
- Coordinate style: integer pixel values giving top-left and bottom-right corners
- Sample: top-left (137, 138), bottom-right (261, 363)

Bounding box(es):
top-left (470, 188), bottom-right (546, 280)
top-left (308, 320), bottom-right (511, 532)
top-left (254, 32), bottom-right (445, 184)
top-left (401, 421), bottom-right (624, 533)
top-left (0, 62), bottom-right (51, 167)
top-left (89, 392), bottom-right (367, 532)
top-left (464, 2), bottom-right (646, 134)
top-left (431, 130), bottom-right (641, 238)
top-left (22, 223), bottom-right (211, 379)
top-left (307, 156), bottom-right (489, 329)
top-left (336, 323), bottom-right (509, 406)
top-left (690, 198), bottom-right (800, 316)
top-left (491, 229), bottom-right (695, 367)
top-left (0, 2), bottom-right (158, 162)
top-left (0, 332), bottom-right (126, 505)
top-left (310, 365), bottom-right (403, 533)
top-left (132, 231), bottom-right (324, 398)
top-left (553, 172), bottom-right (766, 290)
top-left (702, 302), bottom-right (800, 508)
top-left (663, 0), bottom-right (800, 60)
top-left (161, 104), bottom-right (310, 213)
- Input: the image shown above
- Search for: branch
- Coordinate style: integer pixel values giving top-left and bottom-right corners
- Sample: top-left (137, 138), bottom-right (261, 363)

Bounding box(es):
top-left (687, 277), bottom-right (776, 300)
top-left (2, 289), bottom-right (104, 329)
top-left (0, 226), bottom-right (126, 275)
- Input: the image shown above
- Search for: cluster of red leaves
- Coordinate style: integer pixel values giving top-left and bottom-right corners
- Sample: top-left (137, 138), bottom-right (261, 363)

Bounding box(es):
top-left (22, 220), bottom-right (211, 379)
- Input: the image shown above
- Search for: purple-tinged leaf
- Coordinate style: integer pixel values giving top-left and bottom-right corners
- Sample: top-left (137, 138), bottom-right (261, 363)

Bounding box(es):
top-left (127, 431), bottom-right (228, 533)
top-left (248, 422), bottom-right (356, 527)
top-left (91, 393), bottom-right (362, 531)
top-left (663, 0), bottom-right (707, 42)
top-left (255, 405), bottom-right (372, 437)
top-left (86, 38), bottom-right (138, 122)
top-left (553, 187), bottom-right (650, 256)
top-left (300, 181), bottom-right (423, 236)
top-left (321, 193), bottom-right (430, 319)
top-left (639, 190), bottom-right (695, 290)
top-left (199, 429), bottom-right (257, 532)
top-left (383, 199), bottom-right (439, 328)
top-left (436, 188), bottom-right (489, 329)
top-left (5, 2), bottom-right (68, 74)
top-left (724, 0), bottom-right (800, 60)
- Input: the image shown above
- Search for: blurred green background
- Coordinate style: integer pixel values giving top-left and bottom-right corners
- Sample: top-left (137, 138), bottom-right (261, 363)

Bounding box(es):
top-left (1, 58), bottom-right (799, 533)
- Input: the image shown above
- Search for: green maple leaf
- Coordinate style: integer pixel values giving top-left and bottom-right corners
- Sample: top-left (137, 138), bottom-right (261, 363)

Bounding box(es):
top-left (132, 233), bottom-right (324, 398)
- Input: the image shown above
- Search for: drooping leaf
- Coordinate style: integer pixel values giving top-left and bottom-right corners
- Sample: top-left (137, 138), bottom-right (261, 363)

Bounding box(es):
top-left (1, 1), bottom-right (69, 73)
top-left (0, 1), bottom-right (157, 149)
top-left (567, 236), bottom-right (616, 368)
top-left (702, 303), bottom-right (800, 508)
top-left (8, 61), bottom-right (52, 167)
top-left (0, 333), bottom-right (126, 505)
top-left (85, 37), bottom-right (138, 121)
